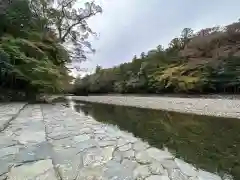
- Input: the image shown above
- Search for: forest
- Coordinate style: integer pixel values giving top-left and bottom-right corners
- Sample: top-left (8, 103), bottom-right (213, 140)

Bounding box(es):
top-left (74, 21), bottom-right (240, 95)
top-left (0, 0), bottom-right (101, 101)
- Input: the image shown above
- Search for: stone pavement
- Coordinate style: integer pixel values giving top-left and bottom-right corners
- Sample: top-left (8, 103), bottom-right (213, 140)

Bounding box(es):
top-left (0, 103), bottom-right (26, 131)
top-left (0, 103), bottom-right (228, 180)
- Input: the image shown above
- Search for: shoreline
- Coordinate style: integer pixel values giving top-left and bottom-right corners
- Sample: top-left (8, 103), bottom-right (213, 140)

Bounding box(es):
top-left (70, 95), bottom-right (240, 119)
top-left (76, 93), bottom-right (240, 99)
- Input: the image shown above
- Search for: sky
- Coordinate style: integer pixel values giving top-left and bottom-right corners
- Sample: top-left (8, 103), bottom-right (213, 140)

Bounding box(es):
top-left (72, 0), bottom-right (240, 76)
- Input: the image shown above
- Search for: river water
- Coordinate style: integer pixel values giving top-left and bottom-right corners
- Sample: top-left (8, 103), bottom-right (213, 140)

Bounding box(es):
top-left (72, 100), bottom-right (240, 179)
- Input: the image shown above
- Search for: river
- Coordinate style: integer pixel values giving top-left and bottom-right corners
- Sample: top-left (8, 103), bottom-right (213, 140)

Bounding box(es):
top-left (72, 100), bottom-right (240, 180)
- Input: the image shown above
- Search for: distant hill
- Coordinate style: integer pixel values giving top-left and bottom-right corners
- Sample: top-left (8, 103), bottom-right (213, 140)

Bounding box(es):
top-left (73, 21), bottom-right (240, 95)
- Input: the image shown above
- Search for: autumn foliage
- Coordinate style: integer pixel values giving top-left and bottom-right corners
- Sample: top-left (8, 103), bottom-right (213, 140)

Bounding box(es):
top-left (74, 21), bottom-right (240, 95)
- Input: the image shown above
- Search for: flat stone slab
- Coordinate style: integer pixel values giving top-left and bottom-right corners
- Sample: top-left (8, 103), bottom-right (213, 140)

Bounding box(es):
top-left (0, 104), bottom-right (57, 179)
top-left (0, 103), bottom-right (25, 131)
top-left (175, 158), bottom-right (197, 177)
top-left (198, 170), bottom-right (222, 180)
top-left (0, 103), bottom-right (226, 180)
top-left (8, 159), bottom-right (57, 180)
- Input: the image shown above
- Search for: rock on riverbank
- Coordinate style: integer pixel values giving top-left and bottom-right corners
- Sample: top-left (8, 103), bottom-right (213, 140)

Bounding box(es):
top-left (70, 95), bottom-right (240, 119)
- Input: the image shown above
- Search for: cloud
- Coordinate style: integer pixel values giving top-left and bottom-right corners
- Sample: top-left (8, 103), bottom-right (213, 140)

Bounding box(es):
top-left (78, 0), bottom-right (240, 74)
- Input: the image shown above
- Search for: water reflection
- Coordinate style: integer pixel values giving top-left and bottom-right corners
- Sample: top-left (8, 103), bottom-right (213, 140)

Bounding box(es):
top-left (73, 101), bottom-right (240, 179)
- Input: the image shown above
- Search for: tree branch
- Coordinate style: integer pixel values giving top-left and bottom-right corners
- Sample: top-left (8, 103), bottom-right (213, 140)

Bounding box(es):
top-left (60, 1), bottom-right (100, 42)
top-left (60, 11), bottom-right (96, 42)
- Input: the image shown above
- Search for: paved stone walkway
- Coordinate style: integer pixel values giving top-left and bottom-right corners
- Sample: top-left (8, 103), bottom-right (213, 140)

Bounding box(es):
top-left (0, 103), bottom-right (228, 180)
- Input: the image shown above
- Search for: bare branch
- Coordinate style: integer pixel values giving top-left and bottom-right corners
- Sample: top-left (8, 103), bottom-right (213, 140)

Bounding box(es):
top-left (60, 11), bottom-right (98, 42)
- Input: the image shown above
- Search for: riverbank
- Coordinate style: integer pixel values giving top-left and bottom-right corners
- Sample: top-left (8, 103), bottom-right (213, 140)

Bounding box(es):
top-left (70, 95), bottom-right (240, 119)
top-left (102, 94), bottom-right (240, 99)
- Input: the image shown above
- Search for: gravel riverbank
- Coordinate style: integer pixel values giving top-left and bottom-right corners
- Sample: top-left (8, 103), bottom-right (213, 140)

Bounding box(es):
top-left (70, 96), bottom-right (240, 119)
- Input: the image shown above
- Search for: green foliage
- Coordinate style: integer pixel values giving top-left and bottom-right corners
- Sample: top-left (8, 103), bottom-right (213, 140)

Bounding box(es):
top-left (205, 56), bottom-right (240, 92)
top-left (0, 0), bottom-right (80, 99)
top-left (0, 0), bottom-right (32, 37)
top-left (29, 0), bottom-right (102, 63)
top-left (0, 36), bottom-right (63, 92)
top-left (74, 21), bottom-right (240, 95)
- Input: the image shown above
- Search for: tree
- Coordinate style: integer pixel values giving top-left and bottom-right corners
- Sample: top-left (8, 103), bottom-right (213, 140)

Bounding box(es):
top-left (167, 38), bottom-right (182, 56)
top-left (73, 20), bottom-right (240, 95)
top-left (157, 45), bottom-right (164, 52)
top-left (140, 52), bottom-right (145, 59)
top-left (95, 65), bottom-right (102, 73)
top-left (132, 55), bottom-right (137, 61)
top-left (30, 0), bottom-right (102, 65)
top-left (180, 28), bottom-right (193, 48)
top-left (0, 0), bottom-right (78, 99)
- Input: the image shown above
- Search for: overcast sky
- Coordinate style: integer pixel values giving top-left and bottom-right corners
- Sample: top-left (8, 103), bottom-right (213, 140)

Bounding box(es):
top-left (73, 0), bottom-right (240, 76)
